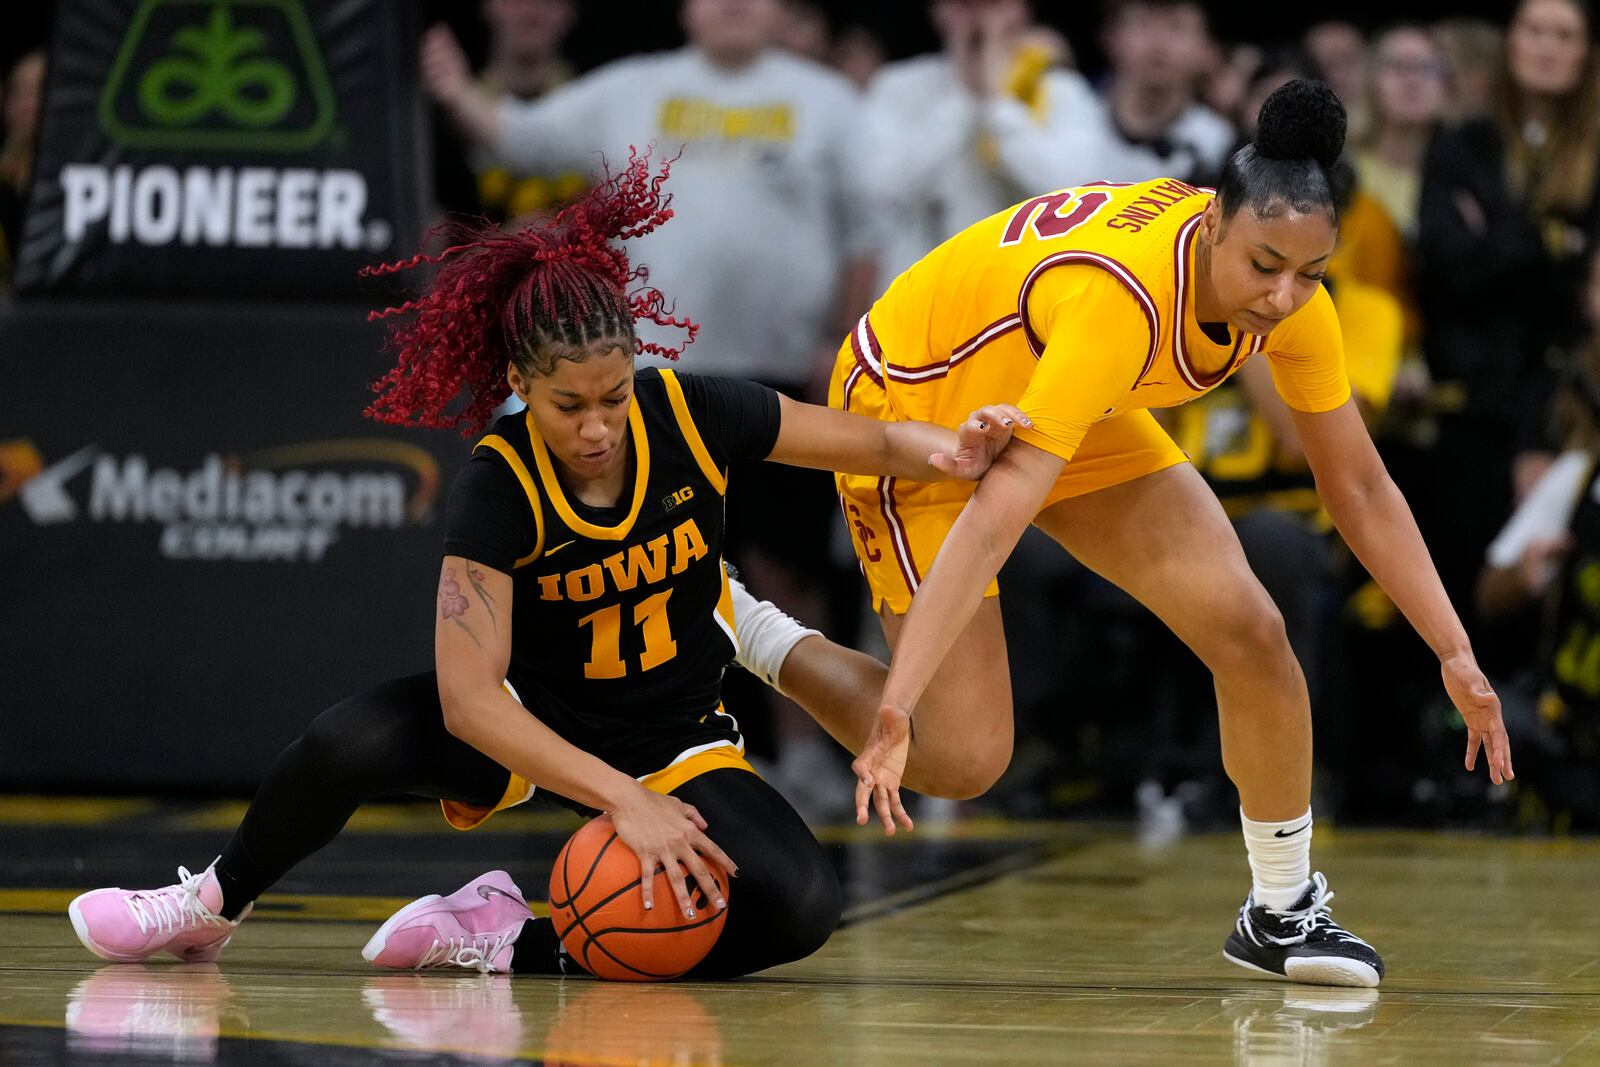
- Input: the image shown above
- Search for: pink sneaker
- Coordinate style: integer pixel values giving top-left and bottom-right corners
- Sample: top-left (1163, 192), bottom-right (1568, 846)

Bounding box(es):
top-left (362, 870), bottom-right (532, 974)
top-left (67, 861), bottom-right (251, 964)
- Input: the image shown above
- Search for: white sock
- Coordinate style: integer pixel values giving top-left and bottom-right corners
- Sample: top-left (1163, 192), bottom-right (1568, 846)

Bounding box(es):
top-left (1240, 806), bottom-right (1313, 911)
top-left (728, 576), bottom-right (821, 691)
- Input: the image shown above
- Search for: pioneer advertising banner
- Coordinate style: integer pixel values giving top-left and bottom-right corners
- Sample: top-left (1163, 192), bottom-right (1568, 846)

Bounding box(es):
top-left (13, 0), bottom-right (425, 298)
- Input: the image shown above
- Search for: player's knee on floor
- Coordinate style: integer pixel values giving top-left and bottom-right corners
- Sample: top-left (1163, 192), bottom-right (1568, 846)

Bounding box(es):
top-left (687, 840), bottom-right (842, 978)
top-left (741, 855), bottom-right (842, 972)
top-left (784, 863), bottom-right (844, 962)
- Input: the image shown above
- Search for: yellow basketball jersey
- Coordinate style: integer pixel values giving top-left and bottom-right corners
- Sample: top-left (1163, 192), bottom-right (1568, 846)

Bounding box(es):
top-left (842, 178), bottom-right (1349, 463)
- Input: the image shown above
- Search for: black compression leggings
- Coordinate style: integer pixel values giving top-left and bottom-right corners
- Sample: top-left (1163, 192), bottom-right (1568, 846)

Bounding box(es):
top-left (217, 673), bottom-right (842, 979)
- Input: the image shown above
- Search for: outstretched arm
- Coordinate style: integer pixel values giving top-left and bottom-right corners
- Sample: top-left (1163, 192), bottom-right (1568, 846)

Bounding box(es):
top-left (767, 393), bottom-right (1030, 481)
top-left (434, 557), bottom-right (736, 915)
top-left (855, 439), bottom-right (1065, 831)
top-left (1291, 401), bottom-right (1514, 783)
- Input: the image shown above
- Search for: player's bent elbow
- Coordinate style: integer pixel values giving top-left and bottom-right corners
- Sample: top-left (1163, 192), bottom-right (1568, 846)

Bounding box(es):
top-left (437, 698), bottom-right (472, 742)
top-left (435, 680), bottom-right (485, 742)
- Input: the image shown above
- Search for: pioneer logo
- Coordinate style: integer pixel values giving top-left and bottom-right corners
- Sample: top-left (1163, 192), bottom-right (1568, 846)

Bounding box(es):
top-left (60, 1), bottom-right (392, 250)
top-left (61, 164), bottom-right (389, 249)
top-left (100, 0), bottom-right (337, 152)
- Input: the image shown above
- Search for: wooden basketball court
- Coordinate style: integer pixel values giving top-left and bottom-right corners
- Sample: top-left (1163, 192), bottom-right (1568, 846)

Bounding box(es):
top-left (4, 798), bottom-right (1598, 1064)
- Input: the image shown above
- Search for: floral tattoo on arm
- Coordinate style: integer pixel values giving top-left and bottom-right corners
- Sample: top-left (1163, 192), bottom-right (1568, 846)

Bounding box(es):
top-left (438, 568), bottom-right (481, 648)
top-left (464, 565), bottom-right (497, 627)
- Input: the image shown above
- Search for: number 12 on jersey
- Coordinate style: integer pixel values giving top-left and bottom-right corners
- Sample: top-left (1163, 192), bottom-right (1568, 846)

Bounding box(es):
top-left (578, 590), bottom-right (677, 679)
top-left (999, 189), bottom-right (1111, 247)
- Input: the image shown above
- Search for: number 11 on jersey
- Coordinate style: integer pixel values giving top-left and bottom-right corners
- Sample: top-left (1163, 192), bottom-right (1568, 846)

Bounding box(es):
top-left (578, 590), bottom-right (678, 679)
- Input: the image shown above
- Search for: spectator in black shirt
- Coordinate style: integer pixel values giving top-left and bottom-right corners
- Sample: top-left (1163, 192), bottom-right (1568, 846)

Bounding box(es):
top-left (1415, 0), bottom-right (1600, 632)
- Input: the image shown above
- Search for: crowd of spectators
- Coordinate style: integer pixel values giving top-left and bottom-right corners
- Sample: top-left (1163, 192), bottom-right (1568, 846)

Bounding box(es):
top-left (5, 0), bottom-right (1599, 832)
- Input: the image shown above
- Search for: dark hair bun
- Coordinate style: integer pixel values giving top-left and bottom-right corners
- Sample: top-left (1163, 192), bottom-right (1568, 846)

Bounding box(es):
top-left (1254, 79), bottom-right (1346, 169)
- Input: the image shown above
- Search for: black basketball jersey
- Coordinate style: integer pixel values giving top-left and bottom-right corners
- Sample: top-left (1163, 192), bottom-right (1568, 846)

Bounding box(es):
top-left (442, 368), bottom-right (781, 774)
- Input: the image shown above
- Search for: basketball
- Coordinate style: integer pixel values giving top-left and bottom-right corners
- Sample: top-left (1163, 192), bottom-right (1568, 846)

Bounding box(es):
top-left (548, 815), bottom-right (730, 981)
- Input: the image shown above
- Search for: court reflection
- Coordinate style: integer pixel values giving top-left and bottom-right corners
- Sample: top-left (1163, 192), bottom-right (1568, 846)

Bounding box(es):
top-left (363, 973), bottom-right (526, 1060)
top-left (65, 963), bottom-right (241, 1062)
top-left (1222, 986), bottom-right (1380, 1066)
top-left (360, 975), bottom-right (725, 1065)
top-left (541, 982), bottom-right (724, 1066)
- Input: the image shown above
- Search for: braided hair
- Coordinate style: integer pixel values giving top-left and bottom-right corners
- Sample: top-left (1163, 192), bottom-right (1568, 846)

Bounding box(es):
top-left (363, 148), bottom-right (697, 436)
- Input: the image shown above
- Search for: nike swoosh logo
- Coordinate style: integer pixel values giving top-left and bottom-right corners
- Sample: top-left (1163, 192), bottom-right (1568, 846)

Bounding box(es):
top-left (1274, 822), bottom-right (1311, 838)
top-left (544, 540), bottom-right (576, 557)
top-left (18, 445), bottom-right (97, 525)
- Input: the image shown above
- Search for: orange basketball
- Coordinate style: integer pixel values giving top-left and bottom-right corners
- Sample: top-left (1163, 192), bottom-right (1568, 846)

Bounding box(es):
top-left (548, 815), bottom-right (730, 981)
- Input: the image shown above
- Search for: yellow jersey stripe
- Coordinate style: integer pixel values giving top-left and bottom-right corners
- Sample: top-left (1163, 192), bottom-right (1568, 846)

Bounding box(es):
top-left (473, 435), bottom-right (545, 567)
top-left (523, 402), bottom-right (651, 541)
top-left (658, 369), bottom-right (728, 495)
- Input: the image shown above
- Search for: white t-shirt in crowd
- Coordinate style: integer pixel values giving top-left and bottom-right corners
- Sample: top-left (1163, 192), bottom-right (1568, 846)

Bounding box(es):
top-left (855, 56), bottom-right (1122, 289)
top-left (493, 48), bottom-right (871, 382)
top-left (1055, 89), bottom-right (1235, 188)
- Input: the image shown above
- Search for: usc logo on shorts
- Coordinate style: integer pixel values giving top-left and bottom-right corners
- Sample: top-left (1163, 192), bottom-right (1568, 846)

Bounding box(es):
top-left (845, 500), bottom-right (881, 563)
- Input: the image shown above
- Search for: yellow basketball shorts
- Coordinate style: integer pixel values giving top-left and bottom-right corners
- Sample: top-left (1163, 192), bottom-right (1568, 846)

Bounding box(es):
top-left (829, 339), bottom-right (1188, 615)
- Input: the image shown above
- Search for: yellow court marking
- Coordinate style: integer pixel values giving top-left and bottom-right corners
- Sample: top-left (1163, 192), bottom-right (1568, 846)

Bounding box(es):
top-left (0, 796), bottom-right (155, 825)
top-left (812, 815), bottom-right (1071, 845)
top-left (0, 890), bottom-right (84, 913)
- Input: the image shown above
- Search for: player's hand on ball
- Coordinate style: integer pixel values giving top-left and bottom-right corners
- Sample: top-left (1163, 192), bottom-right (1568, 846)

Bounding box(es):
top-left (610, 786), bottom-right (737, 919)
top-left (931, 405), bottom-right (1031, 480)
top-left (853, 703), bottom-right (914, 835)
top-left (1441, 649), bottom-right (1514, 785)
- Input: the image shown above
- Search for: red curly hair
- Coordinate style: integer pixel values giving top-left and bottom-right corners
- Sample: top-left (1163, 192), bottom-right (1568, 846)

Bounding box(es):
top-left (362, 148), bottom-right (697, 436)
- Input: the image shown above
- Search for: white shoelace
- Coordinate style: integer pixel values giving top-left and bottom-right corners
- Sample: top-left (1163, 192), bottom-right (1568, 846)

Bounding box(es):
top-left (123, 861), bottom-right (224, 936)
top-left (415, 932), bottom-right (515, 974)
top-left (1284, 872), bottom-right (1336, 940)
top-left (1241, 872), bottom-right (1370, 948)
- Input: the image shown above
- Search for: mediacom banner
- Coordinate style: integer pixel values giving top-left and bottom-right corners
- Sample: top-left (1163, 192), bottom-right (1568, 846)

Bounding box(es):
top-left (14, 0), bottom-right (425, 298)
top-left (0, 301), bottom-right (471, 789)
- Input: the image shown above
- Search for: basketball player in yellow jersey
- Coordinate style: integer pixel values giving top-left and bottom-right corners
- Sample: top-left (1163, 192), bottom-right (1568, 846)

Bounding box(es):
top-left (809, 81), bottom-right (1514, 987)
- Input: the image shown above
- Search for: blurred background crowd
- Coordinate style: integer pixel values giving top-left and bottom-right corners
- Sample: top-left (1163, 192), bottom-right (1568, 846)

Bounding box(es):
top-left (6, 0), bottom-right (1600, 835)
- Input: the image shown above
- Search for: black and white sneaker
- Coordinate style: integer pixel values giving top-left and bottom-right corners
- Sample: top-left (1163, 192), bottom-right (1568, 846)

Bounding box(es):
top-left (1224, 872), bottom-right (1384, 988)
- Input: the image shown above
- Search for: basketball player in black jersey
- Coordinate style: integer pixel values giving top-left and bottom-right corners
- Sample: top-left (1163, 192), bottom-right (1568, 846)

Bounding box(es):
top-left (66, 153), bottom-right (1026, 979)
